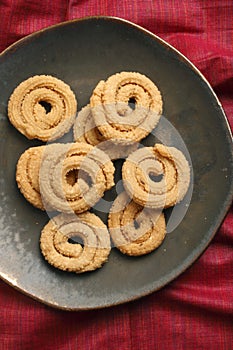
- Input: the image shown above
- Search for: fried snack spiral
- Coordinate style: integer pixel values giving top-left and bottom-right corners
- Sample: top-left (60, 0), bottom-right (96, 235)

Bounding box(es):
top-left (39, 142), bottom-right (115, 213)
top-left (15, 144), bottom-right (82, 210)
top-left (8, 75), bottom-right (77, 141)
top-left (122, 144), bottom-right (190, 209)
top-left (90, 71), bottom-right (163, 144)
top-left (73, 104), bottom-right (138, 159)
top-left (16, 146), bottom-right (46, 210)
top-left (74, 104), bottom-right (105, 146)
top-left (108, 192), bottom-right (166, 256)
top-left (40, 212), bottom-right (111, 273)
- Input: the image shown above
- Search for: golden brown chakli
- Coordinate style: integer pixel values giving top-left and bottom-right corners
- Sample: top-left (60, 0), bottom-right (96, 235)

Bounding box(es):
top-left (8, 75), bottom-right (77, 141)
top-left (90, 71), bottom-right (163, 144)
top-left (108, 192), bottom-right (166, 256)
top-left (39, 142), bottom-right (115, 213)
top-left (40, 212), bottom-right (111, 273)
top-left (122, 144), bottom-right (190, 209)
top-left (16, 146), bottom-right (45, 210)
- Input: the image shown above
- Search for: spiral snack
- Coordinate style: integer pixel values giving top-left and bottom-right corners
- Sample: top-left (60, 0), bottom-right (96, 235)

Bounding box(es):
top-left (16, 146), bottom-right (46, 210)
top-left (73, 104), bottom-right (138, 159)
top-left (74, 104), bottom-right (105, 146)
top-left (40, 212), bottom-right (111, 273)
top-left (90, 72), bottom-right (163, 144)
top-left (8, 75), bottom-right (77, 141)
top-left (108, 192), bottom-right (166, 256)
top-left (122, 144), bottom-right (190, 209)
top-left (39, 142), bottom-right (115, 213)
top-left (16, 144), bottom-right (80, 210)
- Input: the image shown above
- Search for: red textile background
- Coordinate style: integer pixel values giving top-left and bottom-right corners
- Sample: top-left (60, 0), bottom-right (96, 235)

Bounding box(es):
top-left (0, 1), bottom-right (232, 349)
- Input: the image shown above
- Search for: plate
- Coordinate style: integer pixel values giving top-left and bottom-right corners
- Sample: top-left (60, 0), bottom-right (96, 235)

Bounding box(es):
top-left (0, 16), bottom-right (232, 310)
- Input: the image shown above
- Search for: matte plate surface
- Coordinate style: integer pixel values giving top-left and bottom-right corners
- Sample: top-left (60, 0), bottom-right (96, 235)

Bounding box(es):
top-left (0, 17), bottom-right (232, 310)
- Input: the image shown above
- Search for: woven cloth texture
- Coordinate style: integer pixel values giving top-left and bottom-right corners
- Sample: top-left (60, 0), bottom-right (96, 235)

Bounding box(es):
top-left (0, 1), bottom-right (232, 349)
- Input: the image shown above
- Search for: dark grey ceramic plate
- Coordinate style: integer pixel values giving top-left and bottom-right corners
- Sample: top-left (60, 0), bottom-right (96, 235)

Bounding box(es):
top-left (0, 17), bottom-right (232, 310)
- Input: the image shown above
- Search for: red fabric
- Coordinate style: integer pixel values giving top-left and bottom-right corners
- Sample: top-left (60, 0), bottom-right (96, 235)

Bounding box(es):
top-left (0, 1), bottom-right (232, 349)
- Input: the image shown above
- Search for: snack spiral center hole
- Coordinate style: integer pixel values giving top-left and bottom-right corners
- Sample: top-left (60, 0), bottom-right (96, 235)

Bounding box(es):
top-left (68, 236), bottom-right (84, 247)
top-left (149, 172), bottom-right (163, 182)
top-left (128, 97), bottom-right (136, 110)
top-left (134, 220), bottom-right (140, 229)
top-left (39, 100), bottom-right (52, 114)
top-left (66, 169), bottom-right (93, 187)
